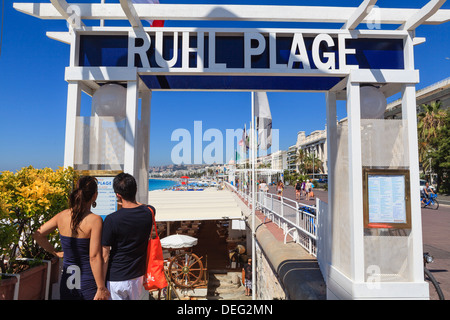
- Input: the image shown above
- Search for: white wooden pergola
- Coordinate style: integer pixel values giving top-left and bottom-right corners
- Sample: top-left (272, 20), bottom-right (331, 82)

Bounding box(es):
top-left (15, 1), bottom-right (450, 300)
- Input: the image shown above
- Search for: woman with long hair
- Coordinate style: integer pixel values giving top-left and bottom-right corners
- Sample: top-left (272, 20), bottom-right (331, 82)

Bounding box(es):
top-left (33, 176), bottom-right (109, 300)
top-left (277, 180), bottom-right (284, 200)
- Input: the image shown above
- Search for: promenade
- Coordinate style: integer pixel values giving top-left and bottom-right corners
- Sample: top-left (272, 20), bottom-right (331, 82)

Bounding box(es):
top-left (233, 187), bottom-right (327, 300)
top-left (265, 184), bottom-right (450, 300)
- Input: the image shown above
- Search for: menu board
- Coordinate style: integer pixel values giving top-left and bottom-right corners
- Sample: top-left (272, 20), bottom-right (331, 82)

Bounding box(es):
top-left (368, 175), bottom-right (406, 224)
top-left (363, 169), bottom-right (411, 229)
top-left (91, 176), bottom-right (117, 218)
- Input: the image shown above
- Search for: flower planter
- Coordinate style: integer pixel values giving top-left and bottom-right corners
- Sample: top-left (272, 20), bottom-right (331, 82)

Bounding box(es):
top-left (49, 257), bottom-right (60, 285)
top-left (0, 275), bottom-right (19, 300)
top-left (18, 263), bottom-right (48, 300)
top-left (49, 257), bottom-right (61, 300)
top-left (0, 259), bottom-right (52, 300)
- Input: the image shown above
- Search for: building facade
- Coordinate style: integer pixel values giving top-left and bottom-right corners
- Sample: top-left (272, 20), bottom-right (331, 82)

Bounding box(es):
top-left (288, 128), bottom-right (328, 177)
top-left (385, 77), bottom-right (450, 119)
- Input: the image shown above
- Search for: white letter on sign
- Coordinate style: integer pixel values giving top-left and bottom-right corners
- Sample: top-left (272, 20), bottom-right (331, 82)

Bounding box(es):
top-left (155, 31), bottom-right (179, 68)
top-left (244, 32), bottom-right (266, 69)
top-left (312, 34), bottom-right (336, 71)
top-left (288, 33), bottom-right (310, 70)
top-left (182, 31), bottom-right (205, 70)
top-left (128, 29), bottom-right (151, 68)
top-left (269, 33), bottom-right (287, 69)
top-left (208, 32), bottom-right (226, 70)
top-left (338, 34), bottom-right (358, 71)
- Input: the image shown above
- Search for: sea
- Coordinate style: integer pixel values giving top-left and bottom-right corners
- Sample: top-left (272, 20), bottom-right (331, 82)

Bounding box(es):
top-left (148, 178), bottom-right (179, 191)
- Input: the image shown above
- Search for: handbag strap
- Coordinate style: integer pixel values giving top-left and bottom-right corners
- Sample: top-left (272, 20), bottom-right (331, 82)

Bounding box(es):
top-left (148, 205), bottom-right (158, 238)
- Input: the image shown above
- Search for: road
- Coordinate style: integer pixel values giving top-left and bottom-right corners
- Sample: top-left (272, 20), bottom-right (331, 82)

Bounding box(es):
top-left (438, 194), bottom-right (450, 206)
top-left (420, 195), bottom-right (450, 300)
top-left (268, 184), bottom-right (450, 300)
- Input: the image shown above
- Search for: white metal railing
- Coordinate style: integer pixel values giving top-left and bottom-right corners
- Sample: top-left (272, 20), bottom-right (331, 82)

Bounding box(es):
top-left (224, 181), bottom-right (318, 256)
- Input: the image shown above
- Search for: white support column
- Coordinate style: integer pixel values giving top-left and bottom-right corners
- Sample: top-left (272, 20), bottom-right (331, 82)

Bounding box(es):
top-left (346, 77), bottom-right (365, 283)
top-left (63, 81), bottom-right (81, 168)
top-left (124, 79), bottom-right (139, 178)
top-left (402, 31), bottom-right (425, 283)
top-left (402, 83), bottom-right (424, 283)
top-left (324, 91), bottom-right (337, 279)
top-left (139, 89), bottom-right (151, 204)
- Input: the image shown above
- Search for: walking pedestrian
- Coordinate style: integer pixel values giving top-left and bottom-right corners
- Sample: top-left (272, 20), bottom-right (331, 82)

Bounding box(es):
top-left (242, 258), bottom-right (252, 296)
top-left (277, 180), bottom-right (284, 200)
top-left (301, 180), bottom-right (306, 198)
top-left (259, 180), bottom-right (269, 193)
top-left (101, 173), bottom-right (155, 300)
top-left (305, 179), bottom-right (311, 201)
top-left (295, 180), bottom-right (301, 201)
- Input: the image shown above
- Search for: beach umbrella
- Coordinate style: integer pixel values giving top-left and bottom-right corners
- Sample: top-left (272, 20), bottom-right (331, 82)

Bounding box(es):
top-left (160, 234), bottom-right (198, 249)
top-left (180, 176), bottom-right (189, 185)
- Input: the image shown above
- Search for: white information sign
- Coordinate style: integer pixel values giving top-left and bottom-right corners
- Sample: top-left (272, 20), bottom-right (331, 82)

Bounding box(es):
top-left (367, 175), bottom-right (407, 224)
top-left (91, 176), bottom-right (117, 218)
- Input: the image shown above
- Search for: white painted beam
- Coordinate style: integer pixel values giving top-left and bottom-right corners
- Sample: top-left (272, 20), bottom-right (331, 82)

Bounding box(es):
top-left (119, 0), bottom-right (143, 29)
top-left (46, 31), bottom-right (72, 44)
top-left (65, 67), bottom-right (138, 82)
top-left (13, 3), bottom-right (450, 26)
top-left (400, 0), bottom-right (447, 30)
top-left (349, 69), bottom-right (420, 84)
top-left (49, 0), bottom-right (85, 29)
top-left (342, 0), bottom-right (378, 30)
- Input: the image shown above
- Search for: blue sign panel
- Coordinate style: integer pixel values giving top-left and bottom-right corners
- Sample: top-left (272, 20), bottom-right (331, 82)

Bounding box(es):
top-left (139, 75), bottom-right (343, 91)
top-left (78, 30), bottom-right (404, 91)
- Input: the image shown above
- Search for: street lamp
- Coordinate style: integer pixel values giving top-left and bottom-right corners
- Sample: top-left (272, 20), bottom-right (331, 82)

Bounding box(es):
top-left (360, 86), bottom-right (387, 119)
top-left (427, 149), bottom-right (433, 184)
top-left (92, 83), bottom-right (127, 119)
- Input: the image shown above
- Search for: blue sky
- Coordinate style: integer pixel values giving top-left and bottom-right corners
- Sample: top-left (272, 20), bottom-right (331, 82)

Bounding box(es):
top-left (0, 0), bottom-right (449, 171)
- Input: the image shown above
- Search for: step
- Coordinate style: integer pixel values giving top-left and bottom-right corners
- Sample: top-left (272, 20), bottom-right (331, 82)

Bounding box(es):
top-left (206, 272), bottom-right (247, 300)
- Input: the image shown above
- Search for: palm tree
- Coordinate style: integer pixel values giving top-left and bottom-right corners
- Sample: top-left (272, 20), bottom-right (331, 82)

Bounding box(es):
top-left (417, 101), bottom-right (446, 176)
top-left (304, 154), bottom-right (323, 175)
top-left (296, 148), bottom-right (306, 174)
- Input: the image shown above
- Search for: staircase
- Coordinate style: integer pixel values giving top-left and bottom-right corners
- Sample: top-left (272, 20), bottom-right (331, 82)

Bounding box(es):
top-left (206, 272), bottom-right (252, 300)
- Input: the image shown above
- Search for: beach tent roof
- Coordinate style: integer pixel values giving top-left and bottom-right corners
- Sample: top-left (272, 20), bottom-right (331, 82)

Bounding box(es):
top-left (148, 188), bottom-right (243, 222)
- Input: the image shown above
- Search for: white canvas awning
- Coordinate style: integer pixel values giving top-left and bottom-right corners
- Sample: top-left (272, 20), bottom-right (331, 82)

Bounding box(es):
top-left (232, 219), bottom-right (246, 230)
top-left (148, 189), bottom-right (243, 222)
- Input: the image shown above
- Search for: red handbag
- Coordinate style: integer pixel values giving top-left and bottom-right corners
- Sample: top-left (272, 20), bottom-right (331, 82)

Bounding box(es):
top-left (143, 207), bottom-right (168, 291)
